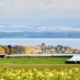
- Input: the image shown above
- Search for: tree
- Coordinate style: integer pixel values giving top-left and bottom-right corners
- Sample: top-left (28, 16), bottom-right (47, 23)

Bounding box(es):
top-left (41, 43), bottom-right (46, 51)
top-left (14, 45), bottom-right (25, 54)
top-left (8, 45), bottom-right (12, 49)
top-left (50, 49), bottom-right (54, 53)
top-left (25, 44), bottom-right (34, 54)
top-left (68, 47), bottom-right (74, 52)
top-left (35, 44), bottom-right (41, 50)
top-left (3, 46), bottom-right (9, 54)
top-left (65, 46), bottom-right (69, 51)
top-left (0, 46), bottom-right (5, 54)
top-left (55, 45), bottom-right (63, 51)
top-left (8, 45), bottom-right (13, 54)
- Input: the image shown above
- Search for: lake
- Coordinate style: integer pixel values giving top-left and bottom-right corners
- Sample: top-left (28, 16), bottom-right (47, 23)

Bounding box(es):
top-left (0, 38), bottom-right (80, 48)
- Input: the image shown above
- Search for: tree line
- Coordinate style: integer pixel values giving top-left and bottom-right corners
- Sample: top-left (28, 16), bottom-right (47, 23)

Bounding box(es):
top-left (0, 43), bottom-right (80, 54)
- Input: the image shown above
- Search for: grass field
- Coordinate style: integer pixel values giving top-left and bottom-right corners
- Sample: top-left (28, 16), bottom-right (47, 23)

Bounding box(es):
top-left (0, 57), bottom-right (80, 70)
top-left (0, 57), bottom-right (70, 64)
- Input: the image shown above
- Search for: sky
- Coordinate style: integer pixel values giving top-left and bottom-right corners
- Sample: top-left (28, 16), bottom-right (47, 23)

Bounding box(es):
top-left (0, 38), bottom-right (80, 48)
top-left (0, 0), bottom-right (80, 26)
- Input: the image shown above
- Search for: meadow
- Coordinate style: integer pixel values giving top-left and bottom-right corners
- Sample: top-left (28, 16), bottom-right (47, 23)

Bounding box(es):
top-left (0, 57), bottom-right (70, 64)
top-left (0, 57), bottom-right (80, 70)
top-left (0, 57), bottom-right (80, 79)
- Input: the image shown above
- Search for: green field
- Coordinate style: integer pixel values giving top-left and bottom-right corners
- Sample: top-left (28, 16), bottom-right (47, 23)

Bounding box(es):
top-left (0, 57), bottom-right (80, 70)
top-left (0, 57), bottom-right (70, 64)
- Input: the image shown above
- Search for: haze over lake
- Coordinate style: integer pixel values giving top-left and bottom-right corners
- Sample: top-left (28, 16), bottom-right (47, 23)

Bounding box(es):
top-left (0, 38), bottom-right (80, 48)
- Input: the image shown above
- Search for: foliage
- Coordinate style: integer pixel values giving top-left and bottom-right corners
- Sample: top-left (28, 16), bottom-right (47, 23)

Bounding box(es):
top-left (50, 49), bottom-right (54, 53)
top-left (25, 44), bottom-right (34, 54)
top-left (0, 46), bottom-right (5, 54)
top-left (3, 46), bottom-right (9, 54)
top-left (1, 43), bottom-right (80, 54)
top-left (0, 66), bottom-right (80, 80)
top-left (13, 45), bottom-right (25, 54)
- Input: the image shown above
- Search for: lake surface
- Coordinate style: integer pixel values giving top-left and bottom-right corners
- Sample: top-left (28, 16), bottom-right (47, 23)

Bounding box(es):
top-left (0, 38), bottom-right (80, 48)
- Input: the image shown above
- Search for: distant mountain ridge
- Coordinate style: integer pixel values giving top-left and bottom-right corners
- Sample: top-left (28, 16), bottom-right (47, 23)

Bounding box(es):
top-left (0, 32), bottom-right (80, 38)
top-left (0, 24), bottom-right (80, 32)
top-left (0, 24), bottom-right (80, 38)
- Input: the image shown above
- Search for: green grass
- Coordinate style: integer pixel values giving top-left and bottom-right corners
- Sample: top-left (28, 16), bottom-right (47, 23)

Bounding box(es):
top-left (0, 57), bottom-right (70, 64)
top-left (0, 57), bottom-right (80, 70)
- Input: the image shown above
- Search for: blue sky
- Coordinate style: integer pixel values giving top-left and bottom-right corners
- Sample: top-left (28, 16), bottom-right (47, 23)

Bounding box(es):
top-left (0, 0), bottom-right (80, 26)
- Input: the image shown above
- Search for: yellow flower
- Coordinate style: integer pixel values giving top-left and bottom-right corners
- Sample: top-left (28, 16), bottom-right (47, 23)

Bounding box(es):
top-left (48, 72), bottom-right (53, 77)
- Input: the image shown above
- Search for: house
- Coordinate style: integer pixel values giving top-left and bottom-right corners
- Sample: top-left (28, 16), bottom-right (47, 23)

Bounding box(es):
top-left (34, 50), bottom-right (42, 54)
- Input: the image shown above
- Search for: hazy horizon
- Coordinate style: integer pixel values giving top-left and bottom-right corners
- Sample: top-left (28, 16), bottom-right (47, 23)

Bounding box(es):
top-left (0, 38), bottom-right (80, 48)
top-left (0, 0), bottom-right (80, 26)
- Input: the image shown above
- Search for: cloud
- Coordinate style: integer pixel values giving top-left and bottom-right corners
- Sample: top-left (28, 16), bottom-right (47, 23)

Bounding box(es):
top-left (12, 0), bottom-right (80, 10)
top-left (0, 24), bottom-right (80, 32)
top-left (0, 0), bottom-right (80, 18)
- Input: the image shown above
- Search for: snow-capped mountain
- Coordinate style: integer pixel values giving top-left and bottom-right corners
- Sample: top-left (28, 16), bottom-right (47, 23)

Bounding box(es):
top-left (0, 24), bottom-right (80, 38)
top-left (0, 24), bottom-right (80, 32)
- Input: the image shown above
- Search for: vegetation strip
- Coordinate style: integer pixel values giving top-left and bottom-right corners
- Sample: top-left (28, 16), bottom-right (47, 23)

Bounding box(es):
top-left (0, 64), bottom-right (80, 70)
top-left (0, 57), bottom-right (70, 64)
top-left (0, 65), bottom-right (80, 80)
top-left (0, 43), bottom-right (80, 55)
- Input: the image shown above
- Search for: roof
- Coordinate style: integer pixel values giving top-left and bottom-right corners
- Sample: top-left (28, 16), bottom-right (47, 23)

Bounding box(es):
top-left (69, 55), bottom-right (80, 61)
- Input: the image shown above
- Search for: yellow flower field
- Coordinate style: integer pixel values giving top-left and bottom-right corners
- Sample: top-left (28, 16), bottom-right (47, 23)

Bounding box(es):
top-left (0, 66), bottom-right (80, 80)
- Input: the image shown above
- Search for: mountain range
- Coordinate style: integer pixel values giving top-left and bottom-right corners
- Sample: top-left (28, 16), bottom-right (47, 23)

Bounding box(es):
top-left (0, 24), bottom-right (80, 38)
top-left (0, 24), bottom-right (80, 32)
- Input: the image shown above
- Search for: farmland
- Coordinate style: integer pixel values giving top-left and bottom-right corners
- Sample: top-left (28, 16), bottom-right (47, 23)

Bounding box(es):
top-left (0, 57), bottom-right (70, 64)
top-left (0, 56), bottom-right (80, 80)
top-left (0, 65), bottom-right (80, 80)
top-left (0, 56), bottom-right (80, 70)
top-left (0, 57), bottom-right (80, 79)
